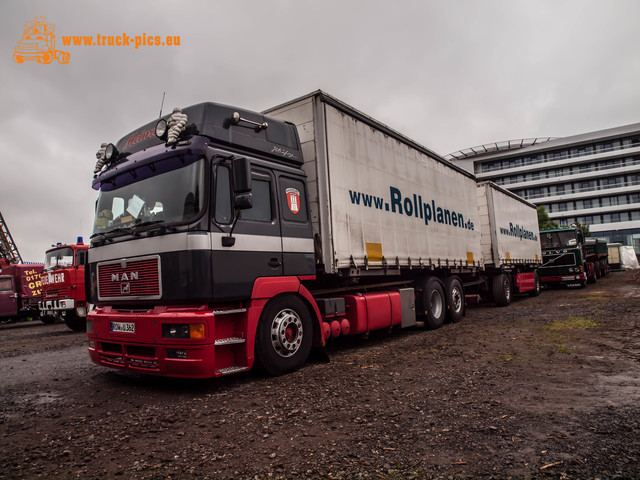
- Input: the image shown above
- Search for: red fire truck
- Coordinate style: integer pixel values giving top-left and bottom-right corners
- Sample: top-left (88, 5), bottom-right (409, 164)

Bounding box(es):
top-left (39, 238), bottom-right (90, 331)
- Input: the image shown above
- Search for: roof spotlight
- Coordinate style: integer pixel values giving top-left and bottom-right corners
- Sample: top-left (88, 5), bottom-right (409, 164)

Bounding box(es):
top-left (155, 119), bottom-right (168, 140)
top-left (104, 143), bottom-right (119, 162)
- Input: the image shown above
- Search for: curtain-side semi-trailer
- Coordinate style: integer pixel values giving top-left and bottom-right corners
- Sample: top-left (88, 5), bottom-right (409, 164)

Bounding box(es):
top-left (475, 181), bottom-right (542, 304)
top-left (86, 90), bottom-right (539, 379)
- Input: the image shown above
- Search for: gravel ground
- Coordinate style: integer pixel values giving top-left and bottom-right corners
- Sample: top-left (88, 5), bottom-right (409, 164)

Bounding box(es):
top-left (1, 269), bottom-right (639, 480)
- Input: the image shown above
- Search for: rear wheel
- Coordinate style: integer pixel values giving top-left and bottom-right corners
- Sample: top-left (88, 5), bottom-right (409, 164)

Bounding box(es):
top-left (419, 277), bottom-right (446, 329)
top-left (492, 273), bottom-right (512, 307)
top-left (63, 311), bottom-right (86, 332)
top-left (444, 276), bottom-right (465, 323)
top-left (254, 295), bottom-right (313, 376)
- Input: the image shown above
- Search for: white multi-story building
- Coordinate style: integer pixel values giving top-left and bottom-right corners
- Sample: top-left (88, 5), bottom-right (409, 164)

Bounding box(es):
top-left (446, 123), bottom-right (640, 255)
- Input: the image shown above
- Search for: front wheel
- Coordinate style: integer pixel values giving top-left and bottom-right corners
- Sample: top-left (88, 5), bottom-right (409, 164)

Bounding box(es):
top-left (40, 315), bottom-right (57, 325)
top-left (254, 295), bottom-right (313, 376)
top-left (492, 273), bottom-right (512, 307)
top-left (63, 311), bottom-right (87, 332)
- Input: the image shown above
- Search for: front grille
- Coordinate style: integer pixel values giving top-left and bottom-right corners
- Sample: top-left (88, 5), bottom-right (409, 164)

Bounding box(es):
top-left (542, 253), bottom-right (576, 267)
top-left (44, 286), bottom-right (71, 299)
top-left (97, 256), bottom-right (161, 300)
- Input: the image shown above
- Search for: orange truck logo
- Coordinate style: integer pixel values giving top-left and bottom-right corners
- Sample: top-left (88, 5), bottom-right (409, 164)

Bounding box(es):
top-left (13, 16), bottom-right (70, 65)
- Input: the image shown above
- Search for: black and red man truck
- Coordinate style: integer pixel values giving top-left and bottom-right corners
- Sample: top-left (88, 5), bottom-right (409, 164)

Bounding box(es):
top-left (86, 91), bottom-right (541, 378)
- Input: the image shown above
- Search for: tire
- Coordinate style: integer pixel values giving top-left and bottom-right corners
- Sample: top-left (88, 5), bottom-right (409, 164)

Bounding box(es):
top-left (595, 261), bottom-right (602, 279)
top-left (529, 272), bottom-right (541, 297)
top-left (13, 53), bottom-right (24, 63)
top-left (444, 276), bottom-right (465, 323)
top-left (419, 277), bottom-right (446, 330)
top-left (254, 294), bottom-right (313, 376)
top-left (492, 273), bottom-right (512, 307)
top-left (587, 264), bottom-right (597, 284)
top-left (63, 311), bottom-right (87, 332)
top-left (57, 52), bottom-right (70, 64)
top-left (40, 315), bottom-right (56, 325)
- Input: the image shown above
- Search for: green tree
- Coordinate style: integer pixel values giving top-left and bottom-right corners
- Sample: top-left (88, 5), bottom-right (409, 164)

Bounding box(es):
top-left (571, 220), bottom-right (592, 237)
top-left (537, 205), bottom-right (558, 230)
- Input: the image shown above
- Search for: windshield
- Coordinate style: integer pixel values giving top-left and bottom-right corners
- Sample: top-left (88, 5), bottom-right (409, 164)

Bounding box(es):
top-left (541, 231), bottom-right (577, 249)
top-left (45, 247), bottom-right (74, 270)
top-left (92, 158), bottom-right (205, 235)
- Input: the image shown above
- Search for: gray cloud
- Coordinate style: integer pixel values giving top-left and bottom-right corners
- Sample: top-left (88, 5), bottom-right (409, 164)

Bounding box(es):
top-left (1, 0), bottom-right (639, 261)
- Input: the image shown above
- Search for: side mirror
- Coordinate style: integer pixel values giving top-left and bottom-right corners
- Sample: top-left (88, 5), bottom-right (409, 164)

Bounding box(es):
top-left (234, 192), bottom-right (253, 210)
top-left (77, 251), bottom-right (87, 266)
top-left (233, 157), bottom-right (252, 194)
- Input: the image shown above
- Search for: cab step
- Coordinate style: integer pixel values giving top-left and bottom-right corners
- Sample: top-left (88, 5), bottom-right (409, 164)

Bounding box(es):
top-left (214, 337), bottom-right (246, 346)
top-left (216, 366), bottom-right (249, 376)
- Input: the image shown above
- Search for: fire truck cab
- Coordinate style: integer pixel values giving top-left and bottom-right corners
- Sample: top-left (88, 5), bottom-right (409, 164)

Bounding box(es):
top-left (39, 239), bottom-right (90, 331)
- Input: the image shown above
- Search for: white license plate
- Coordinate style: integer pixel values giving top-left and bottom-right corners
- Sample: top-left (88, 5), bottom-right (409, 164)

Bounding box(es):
top-left (111, 321), bottom-right (135, 333)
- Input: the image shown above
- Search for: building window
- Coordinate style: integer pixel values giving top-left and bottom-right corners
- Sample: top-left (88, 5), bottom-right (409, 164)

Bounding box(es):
top-left (600, 176), bottom-right (624, 189)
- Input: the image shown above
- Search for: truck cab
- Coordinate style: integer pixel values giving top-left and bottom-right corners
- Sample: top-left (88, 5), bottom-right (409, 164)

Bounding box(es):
top-left (0, 275), bottom-right (18, 318)
top-left (539, 226), bottom-right (589, 287)
top-left (86, 103), bottom-right (318, 377)
top-left (39, 239), bottom-right (89, 331)
top-left (0, 264), bottom-right (43, 321)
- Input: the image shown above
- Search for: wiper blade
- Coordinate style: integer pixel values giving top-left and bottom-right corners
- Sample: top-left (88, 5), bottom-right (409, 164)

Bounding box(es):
top-left (133, 220), bottom-right (164, 229)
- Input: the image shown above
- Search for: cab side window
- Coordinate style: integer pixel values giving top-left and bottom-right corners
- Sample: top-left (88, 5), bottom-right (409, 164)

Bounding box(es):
top-left (240, 177), bottom-right (272, 222)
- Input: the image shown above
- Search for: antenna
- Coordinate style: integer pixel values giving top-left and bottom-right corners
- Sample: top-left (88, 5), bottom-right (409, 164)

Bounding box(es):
top-left (159, 92), bottom-right (166, 118)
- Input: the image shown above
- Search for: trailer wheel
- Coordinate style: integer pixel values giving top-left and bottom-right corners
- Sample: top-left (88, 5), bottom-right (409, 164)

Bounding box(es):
top-left (254, 294), bottom-right (313, 376)
top-left (419, 277), bottom-right (446, 329)
top-left (444, 276), bottom-right (465, 323)
top-left (595, 262), bottom-right (602, 279)
top-left (529, 272), bottom-right (541, 297)
top-left (492, 273), bottom-right (512, 307)
top-left (63, 311), bottom-right (86, 332)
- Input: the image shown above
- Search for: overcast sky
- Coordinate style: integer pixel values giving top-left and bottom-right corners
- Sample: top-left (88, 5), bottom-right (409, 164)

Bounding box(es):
top-left (1, 0), bottom-right (639, 262)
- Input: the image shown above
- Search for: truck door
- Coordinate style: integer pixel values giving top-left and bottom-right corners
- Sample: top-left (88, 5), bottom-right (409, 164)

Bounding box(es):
top-left (211, 164), bottom-right (283, 301)
top-left (276, 174), bottom-right (315, 276)
top-left (0, 276), bottom-right (18, 318)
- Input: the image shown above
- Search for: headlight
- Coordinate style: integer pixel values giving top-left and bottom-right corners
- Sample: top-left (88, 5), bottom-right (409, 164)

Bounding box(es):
top-left (162, 323), bottom-right (205, 339)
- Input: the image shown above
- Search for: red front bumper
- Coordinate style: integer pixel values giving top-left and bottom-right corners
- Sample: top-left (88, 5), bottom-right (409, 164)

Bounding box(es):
top-left (86, 306), bottom-right (249, 379)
